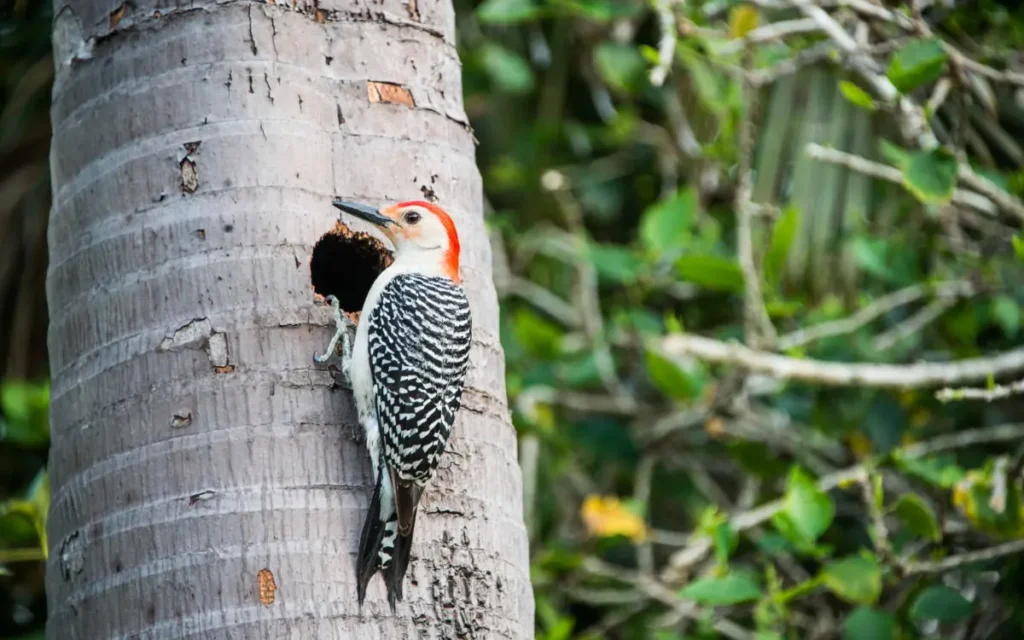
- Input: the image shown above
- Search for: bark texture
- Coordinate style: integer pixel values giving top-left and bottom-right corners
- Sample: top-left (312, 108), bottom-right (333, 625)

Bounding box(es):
top-left (45, 1), bottom-right (533, 637)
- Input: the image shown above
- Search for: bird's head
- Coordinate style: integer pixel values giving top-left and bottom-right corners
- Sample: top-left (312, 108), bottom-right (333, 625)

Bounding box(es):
top-left (333, 199), bottom-right (461, 283)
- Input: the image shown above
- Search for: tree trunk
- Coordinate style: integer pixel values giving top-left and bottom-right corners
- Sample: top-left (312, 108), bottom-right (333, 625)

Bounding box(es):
top-left (45, 1), bottom-right (533, 637)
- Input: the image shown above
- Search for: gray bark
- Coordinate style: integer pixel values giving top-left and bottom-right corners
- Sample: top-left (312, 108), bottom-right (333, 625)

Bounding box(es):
top-left (45, 1), bottom-right (533, 637)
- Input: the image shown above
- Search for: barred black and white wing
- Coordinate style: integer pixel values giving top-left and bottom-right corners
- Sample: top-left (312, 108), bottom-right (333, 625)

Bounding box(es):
top-left (361, 272), bottom-right (472, 607)
top-left (369, 273), bottom-right (473, 487)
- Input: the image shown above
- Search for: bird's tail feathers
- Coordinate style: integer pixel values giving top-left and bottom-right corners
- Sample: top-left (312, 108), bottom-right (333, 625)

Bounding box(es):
top-left (384, 472), bottom-right (423, 609)
top-left (355, 462), bottom-right (391, 607)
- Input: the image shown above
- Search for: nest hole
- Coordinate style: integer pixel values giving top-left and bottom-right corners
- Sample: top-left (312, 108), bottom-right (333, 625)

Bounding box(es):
top-left (310, 221), bottom-right (393, 313)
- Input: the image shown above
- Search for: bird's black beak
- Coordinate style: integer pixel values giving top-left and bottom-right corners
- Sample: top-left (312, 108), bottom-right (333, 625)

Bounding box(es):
top-left (332, 199), bottom-right (395, 228)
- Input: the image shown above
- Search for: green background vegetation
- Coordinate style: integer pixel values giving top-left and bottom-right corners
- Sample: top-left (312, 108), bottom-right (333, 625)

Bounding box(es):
top-left (4, 0), bottom-right (1024, 637)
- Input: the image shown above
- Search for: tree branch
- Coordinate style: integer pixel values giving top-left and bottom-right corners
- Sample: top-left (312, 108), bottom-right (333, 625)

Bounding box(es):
top-left (937, 378), bottom-right (1024, 403)
top-left (903, 539), bottom-right (1024, 575)
top-left (661, 423), bottom-right (1024, 584)
top-left (777, 280), bottom-right (975, 351)
top-left (660, 333), bottom-right (1024, 389)
top-left (805, 144), bottom-right (998, 215)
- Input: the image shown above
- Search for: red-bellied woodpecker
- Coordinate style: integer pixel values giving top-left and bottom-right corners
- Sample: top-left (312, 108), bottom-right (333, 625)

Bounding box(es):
top-left (313, 199), bottom-right (472, 611)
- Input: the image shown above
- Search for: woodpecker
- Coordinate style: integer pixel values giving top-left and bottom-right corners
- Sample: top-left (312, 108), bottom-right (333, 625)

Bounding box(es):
top-left (313, 198), bottom-right (472, 611)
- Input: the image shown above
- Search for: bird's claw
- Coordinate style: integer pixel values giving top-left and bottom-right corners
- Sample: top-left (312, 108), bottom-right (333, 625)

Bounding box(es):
top-left (313, 293), bottom-right (354, 368)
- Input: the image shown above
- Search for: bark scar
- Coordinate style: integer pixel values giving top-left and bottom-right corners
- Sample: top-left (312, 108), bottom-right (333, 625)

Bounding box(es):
top-left (258, 568), bottom-right (277, 605)
top-left (158, 318), bottom-right (230, 369)
top-left (367, 81), bottom-right (415, 108)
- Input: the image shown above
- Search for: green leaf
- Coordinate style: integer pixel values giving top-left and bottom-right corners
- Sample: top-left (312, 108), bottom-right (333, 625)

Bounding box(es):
top-left (843, 607), bottom-right (895, 640)
top-left (554, 0), bottom-right (643, 21)
top-left (886, 38), bottom-right (948, 93)
top-left (909, 585), bottom-right (973, 623)
top-left (645, 348), bottom-right (704, 401)
top-left (772, 467), bottom-right (834, 545)
top-left (545, 617), bottom-right (575, 640)
top-left (712, 521), bottom-right (739, 566)
top-left (879, 140), bottom-right (910, 168)
top-left (675, 255), bottom-right (745, 292)
top-left (639, 188), bottom-right (696, 257)
top-left (0, 380), bottom-right (50, 448)
top-left (477, 0), bottom-right (542, 23)
top-left (1012, 234), bottom-right (1024, 261)
top-left (594, 43), bottom-right (646, 93)
top-left (679, 48), bottom-right (730, 119)
top-left (902, 148), bottom-right (958, 204)
top-left (839, 81), bottom-right (877, 110)
top-left (513, 308), bottom-right (564, 359)
top-left (479, 44), bottom-right (535, 94)
top-left (991, 296), bottom-right (1021, 338)
top-left (680, 574), bottom-right (763, 606)
top-left (764, 206), bottom-right (799, 286)
top-left (891, 494), bottom-right (941, 542)
top-left (850, 237), bottom-right (893, 283)
top-left (892, 452), bottom-right (965, 488)
top-left (588, 244), bottom-right (644, 284)
top-left (820, 554), bottom-right (882, 605)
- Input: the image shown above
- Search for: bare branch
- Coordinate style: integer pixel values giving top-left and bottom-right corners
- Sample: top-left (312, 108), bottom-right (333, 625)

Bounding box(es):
top-left (958, 165), bottom-right (1024, 223)
top-left (805, 144), bottom-right (998, 215)
top-left (777, 280), bottom-right (976, 351)
top-left (871, 295), bottom-right (960, 352)
top-left (650, 0), bottom-right (679, 87)
top-left (660, 333), bottom-right (1024, 389)
top-left (937, 378), bottom-right (1024, 403)
top-left (584, 558), bottom-right (756, 640)
top-left (736, 45), bottom-right (777, 349)
top-left (903, 539), bottom-right (1024, 575)
top-left (661, 423), bottom-right (1024, 584)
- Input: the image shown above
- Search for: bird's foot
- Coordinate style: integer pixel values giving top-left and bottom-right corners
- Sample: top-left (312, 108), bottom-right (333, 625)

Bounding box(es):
top-left (313, 295), bottom-right (355, 366)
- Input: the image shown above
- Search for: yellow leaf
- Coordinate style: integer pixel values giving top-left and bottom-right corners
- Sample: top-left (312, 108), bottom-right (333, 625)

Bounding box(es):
top-left (705, 416), bottom-right (725, 438)
top-left (581, 495), bottom-right (647, 542)
top-left (728, 5), bottom-right (759, 39)
top-left (848, 432), bottom-right (873, 459)
top-left (899, 389), bottom-right (917, 407)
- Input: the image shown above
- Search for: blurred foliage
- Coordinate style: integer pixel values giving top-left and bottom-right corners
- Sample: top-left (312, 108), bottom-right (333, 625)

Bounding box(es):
top-left (4, 0), bottom-right (1024, 637)
top-left (1, 0), bottom-right (53, 635)
top-left (457, 0), bottom-right (1024, 636)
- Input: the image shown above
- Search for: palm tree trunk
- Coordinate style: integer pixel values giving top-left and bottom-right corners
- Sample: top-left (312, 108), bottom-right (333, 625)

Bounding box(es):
top-left (45, 1), bottom-right (533, 637)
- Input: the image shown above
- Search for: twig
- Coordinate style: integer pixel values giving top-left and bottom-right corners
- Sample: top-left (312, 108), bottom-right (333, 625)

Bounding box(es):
top-left (937, 378), bottom-right (1024, 403)
top-left (634, 456), bottom-right (656, 576)
top-left (958, 166), bottom-right (1024, 223)
top-left (585, 558), bottom-right (756, 640)
top-left (903, 423), bottom-right (1024, 457)
top-left (903, 539), bottom-right (1024, 575)
top-left (956, 54), bottom-right (1024, 88)
top-left (516, 385), bottom-right (641, 416)
top-left (650, 0), bottom-right (678, 87)
top-left (736, 43), bottom-right (777, 350)
top-left (858, 467), bottom-right (891, 560)
top-left (519, 434), bottom-right (540, 541)
top-left (506, 276), bottom-right (582, 328)
top-left (777, 280), bottom-right (975, 351)
top-left (871, 295), bottom-right (960, 352)
top-left (661, 422), bottom-right (1024, 584)
top-left (749, 41), bottom-right (835, 86)
top-left (716, 18), bottom-right (824, 56)
top-left (805, 144), bottom-right (997, 215)
top-left (660, 333), bottom-right (1024, 389)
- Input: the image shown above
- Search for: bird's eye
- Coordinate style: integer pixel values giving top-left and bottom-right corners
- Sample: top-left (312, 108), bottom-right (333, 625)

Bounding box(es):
top-left (404, 211), bottom-right (422, 224)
